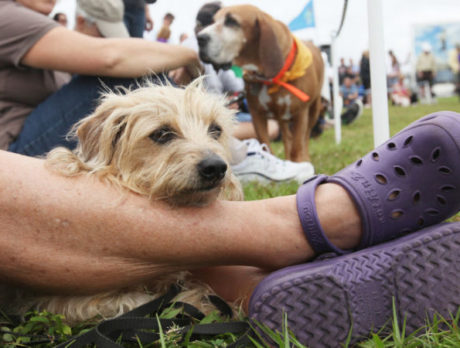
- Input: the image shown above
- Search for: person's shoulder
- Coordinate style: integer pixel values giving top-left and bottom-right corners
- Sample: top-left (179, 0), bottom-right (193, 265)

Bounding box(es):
top-left (0, 0), bottom-right (56, 28)
top-left (0, 0), bottom-right (21, 17)
top-left (0, 0), bottom-right (57, 67)
top-left (1, 0), bottom-right (45, 17)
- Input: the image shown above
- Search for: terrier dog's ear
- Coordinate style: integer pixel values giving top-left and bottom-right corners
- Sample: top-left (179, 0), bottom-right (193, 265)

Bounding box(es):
top-left (76, 103), bottom-right (126, 164)
top-left (257, 16), bottom-right (284, 78)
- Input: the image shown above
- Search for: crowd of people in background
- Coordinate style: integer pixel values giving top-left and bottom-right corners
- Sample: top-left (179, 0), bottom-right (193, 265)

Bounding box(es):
top-left (23, 0), bottom-right (460, 154)
top-left (330, 42), bottom-right (446, 123)
top-left (50, 1), bottom-right (460, 127)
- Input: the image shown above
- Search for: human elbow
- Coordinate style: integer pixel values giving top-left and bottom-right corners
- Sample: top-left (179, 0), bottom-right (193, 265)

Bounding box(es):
top-left (98, 48), bottom-right (123, 75)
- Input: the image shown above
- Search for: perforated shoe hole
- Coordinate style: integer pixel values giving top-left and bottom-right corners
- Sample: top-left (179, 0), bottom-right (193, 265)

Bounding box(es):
top-left (372, 152), bottom-right (379, 161)
top-left (387, 142), bottom-right (396, 150)
top-left (375, 174), bottom-right (387, 184)
top-left (394, 166), bottom-right (406, 177)
top-left (441, 184), bottom-right (456, 192)
top-left (391, 210), bottom-right (404, 219)
top-left (425, 208), bottom-right (440, 216)
top-left (417, 217), bottom-right (424, 226)
top-left (437, 195), bottom-right (447, 205)
top-left (410, 156), bottom-right (423, 165)
top-left (387, 189), bottom-right (401, 201)
top-left (431, 147), bottom-right (441, 162)
top-left (356, 159), bottom-right (363, 167)
top-left (439, 166), bottom-right (451, 175)
top-left (413, 191), bottom-right (421, 204)
top-left (403, 136), bottom-right (413, 147)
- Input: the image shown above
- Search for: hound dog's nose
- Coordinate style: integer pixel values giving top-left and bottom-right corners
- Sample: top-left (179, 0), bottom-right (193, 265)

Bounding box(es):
top-left (197, 154), bottom-right (227, 183)
top-left (197, 33), bottom-right (210, 49)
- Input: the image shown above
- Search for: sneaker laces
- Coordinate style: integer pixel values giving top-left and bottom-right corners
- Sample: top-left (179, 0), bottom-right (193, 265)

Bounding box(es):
top-left (244, 139), bottom-right (288, 170)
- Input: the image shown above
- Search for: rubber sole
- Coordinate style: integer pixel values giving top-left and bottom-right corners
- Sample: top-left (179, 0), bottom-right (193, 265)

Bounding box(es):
top-left (235, 171), bottom-right (314, 185)
top-left (249, 222), bottom-right (460, 347)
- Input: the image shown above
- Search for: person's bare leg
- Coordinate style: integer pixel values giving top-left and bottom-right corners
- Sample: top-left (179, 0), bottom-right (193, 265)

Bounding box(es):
top-left (0, 150), bottom-right (361, 297)
top-left (191, 183), bottom-right (362, 309)
top-left (233, 120), bottom-right (280, 141)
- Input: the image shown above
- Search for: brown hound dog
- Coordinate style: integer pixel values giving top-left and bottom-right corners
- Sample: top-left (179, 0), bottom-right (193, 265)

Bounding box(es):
top-left (197, 4), bottom-right (324, 162)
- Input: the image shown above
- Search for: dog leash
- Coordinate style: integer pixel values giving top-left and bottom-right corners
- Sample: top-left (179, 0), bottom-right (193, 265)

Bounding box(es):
top-left (52, 284), bottom-right (254, 348)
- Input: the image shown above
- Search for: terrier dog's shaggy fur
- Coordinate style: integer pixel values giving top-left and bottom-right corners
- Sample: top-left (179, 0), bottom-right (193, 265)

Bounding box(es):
top-left (3, 80), bottom-right (243, 324)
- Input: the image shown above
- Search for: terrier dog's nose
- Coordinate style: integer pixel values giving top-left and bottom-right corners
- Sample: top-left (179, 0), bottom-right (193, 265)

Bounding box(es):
top-left (197, 34), bottom-right (210, 49)
top-left (198, 154), bottom-right (227, 182)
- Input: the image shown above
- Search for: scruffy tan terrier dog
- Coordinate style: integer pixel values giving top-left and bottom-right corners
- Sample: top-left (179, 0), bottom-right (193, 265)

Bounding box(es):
top-left (5, 80), bottom-right (243, 324)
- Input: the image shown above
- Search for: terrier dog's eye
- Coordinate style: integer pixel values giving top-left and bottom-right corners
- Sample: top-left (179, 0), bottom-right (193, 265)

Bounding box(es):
top-left (208, 123), bottom-right (222, 139)
top-left (149, 126), bottom-right (177, 144)
top-left (224, 14), bottom-right (239, 28)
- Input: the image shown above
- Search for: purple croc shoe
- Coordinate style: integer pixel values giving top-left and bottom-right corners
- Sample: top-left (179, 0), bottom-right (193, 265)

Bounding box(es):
top-left (249, 111), bottom-right (460, 347)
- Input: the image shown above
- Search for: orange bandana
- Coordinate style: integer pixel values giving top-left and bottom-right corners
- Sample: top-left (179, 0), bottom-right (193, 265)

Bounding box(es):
top-left (265, 37), bottom-right (312, 102)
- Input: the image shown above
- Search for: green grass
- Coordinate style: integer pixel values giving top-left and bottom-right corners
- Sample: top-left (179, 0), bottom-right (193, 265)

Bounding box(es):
top-left (2, 98), bottom-right (460, 347)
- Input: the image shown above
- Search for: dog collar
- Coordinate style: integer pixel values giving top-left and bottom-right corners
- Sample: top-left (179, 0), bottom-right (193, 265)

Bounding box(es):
top-left (266, 40), bottom-right (310, 102)
top-left (244, 40), bottom-right (310, 102)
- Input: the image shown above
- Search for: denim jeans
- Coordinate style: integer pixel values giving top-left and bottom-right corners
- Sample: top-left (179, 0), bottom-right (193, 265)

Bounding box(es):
top-left (8, 75), bottom-right (164, 157)
top-left (123, 4), bottom-right (146, 38)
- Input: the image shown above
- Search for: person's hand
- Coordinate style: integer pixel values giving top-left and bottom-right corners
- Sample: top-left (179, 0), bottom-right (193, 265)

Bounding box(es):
top-left (169, 67), bottom-right (192, 85)
top-left (145, 5), bottom-right (154, 31)
top-left (184, 59), bottom-right (204, 80)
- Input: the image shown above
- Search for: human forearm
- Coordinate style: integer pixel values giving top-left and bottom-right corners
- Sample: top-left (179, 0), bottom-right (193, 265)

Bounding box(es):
top-left (98, 39), bottom-right (200, 78)
top-left (22, 27), bottom-right (200, 78)
top-left (0, 151), bottom-right (310, 294)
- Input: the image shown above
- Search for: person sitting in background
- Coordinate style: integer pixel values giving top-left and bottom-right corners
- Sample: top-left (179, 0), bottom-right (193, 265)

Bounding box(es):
top-left (52, 12), bottom-right (68, 27)
top-left (156, 12), bottom-right (174, 42)
top-left (390, 75), bottom-right (411, 107)
top-left (340, 76), bottom-right (363, 125)
top-left (0, 0), bottom-right (201, 157)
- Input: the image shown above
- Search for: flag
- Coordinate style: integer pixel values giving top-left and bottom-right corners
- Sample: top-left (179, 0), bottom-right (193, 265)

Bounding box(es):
top-left (288, 0), bottom-right (316, 31)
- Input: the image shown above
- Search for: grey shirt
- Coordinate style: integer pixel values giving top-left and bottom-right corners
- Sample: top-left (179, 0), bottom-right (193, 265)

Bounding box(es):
top-left (0, 0), bottom-right (68, 150)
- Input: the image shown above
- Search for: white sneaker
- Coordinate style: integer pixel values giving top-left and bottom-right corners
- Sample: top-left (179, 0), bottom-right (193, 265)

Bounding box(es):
top-left (231, 139), bottom-right (315, 184)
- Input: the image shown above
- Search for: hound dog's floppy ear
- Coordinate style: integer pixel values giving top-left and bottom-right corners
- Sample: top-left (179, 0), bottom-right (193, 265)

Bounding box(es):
top-left (257, 16), bottom-right (284, 78)
top-left (76, 99), bottom-right (127, 165)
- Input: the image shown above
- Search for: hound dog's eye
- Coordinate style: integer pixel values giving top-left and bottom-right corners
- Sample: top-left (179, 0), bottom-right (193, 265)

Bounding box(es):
top-left (224, 14), bottom-right (239, 28)
top-left (149, 126), bottom-right (177, 144)
top-left (208, 123), bottom-right (222, 139)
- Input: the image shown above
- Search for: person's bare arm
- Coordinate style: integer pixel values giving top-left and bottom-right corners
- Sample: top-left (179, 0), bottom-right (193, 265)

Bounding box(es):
top-left (0, 150), bottom-right (360, 295)
top-left (21, 27), bottom-right (200, 78)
